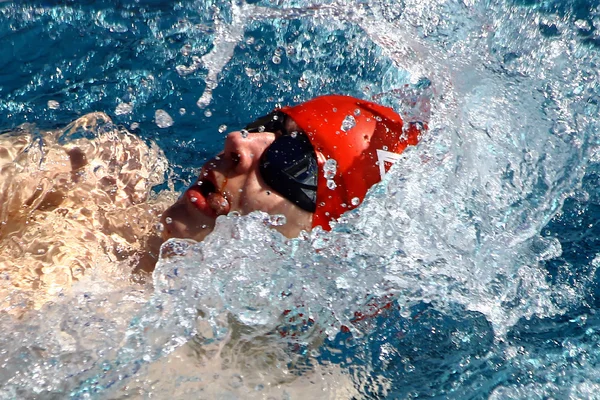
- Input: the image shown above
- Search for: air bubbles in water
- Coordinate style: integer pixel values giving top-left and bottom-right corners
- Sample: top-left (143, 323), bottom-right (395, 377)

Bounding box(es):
top-left (115, 102), bottom-right (133, 115)
top-left (176, 56), bottom-right (202, 77)
top-left (351, 197), bottom-right (360, 206)
top-left (48, 100), bottom-right (60, 110)
top-left (197, 90), bottom-right (212, 109)
top-left (574, 19), bottom-right (592, 32)
top-left (341, 115), bottom-right (356, 132)
top-left (240, 129), bottom-right (249, 138)
top-left (155, 110), bottom-right (174, 128)
top-left (219, 125), bottom-right (227, 133)
top-left (181, 44), bottom-right (192, 56)
top-left (326, 180), bottom-right (337, 190)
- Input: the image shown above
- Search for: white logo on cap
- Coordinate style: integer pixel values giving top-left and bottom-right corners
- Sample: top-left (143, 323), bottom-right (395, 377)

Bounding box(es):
top-left (376, 149), bottom-right (402, 179)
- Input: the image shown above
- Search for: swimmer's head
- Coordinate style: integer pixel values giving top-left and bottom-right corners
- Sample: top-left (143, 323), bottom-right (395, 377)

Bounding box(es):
top-left (161, 95), bottom-right (425, 241)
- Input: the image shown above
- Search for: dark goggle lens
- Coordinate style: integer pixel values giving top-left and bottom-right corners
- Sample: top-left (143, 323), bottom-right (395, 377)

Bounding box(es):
top-left (244, 112), bottom-right (318, 212)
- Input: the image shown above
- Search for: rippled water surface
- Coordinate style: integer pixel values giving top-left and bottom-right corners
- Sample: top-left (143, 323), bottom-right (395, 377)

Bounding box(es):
top-left (2, 0), bottom-right (600, 398)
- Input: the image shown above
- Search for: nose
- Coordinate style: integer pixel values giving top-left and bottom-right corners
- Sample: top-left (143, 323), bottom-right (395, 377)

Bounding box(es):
top-left (222, 130), bottom-right (275, 173)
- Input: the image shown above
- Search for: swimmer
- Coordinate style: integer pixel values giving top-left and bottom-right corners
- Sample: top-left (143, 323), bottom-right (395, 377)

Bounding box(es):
top-left (154, 95), bottom-right (426, 394)
top-left (0, 95), bottom-right (424, 313)
top-left (161, 94), bottom-right (425, 242)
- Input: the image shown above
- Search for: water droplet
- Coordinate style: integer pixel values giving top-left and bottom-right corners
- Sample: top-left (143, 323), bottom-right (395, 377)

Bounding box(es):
top-left (230, 374), bottom-right (244, 389)
top-left (155, 109), bottom-right (174, 128)
top-left (190, 197), bottom-right (198, 203)
top-left (272, 114), bottom-right (279, 121)
top-left (218, 124), bottom-right (227, 133)
top-left (266, 190), bottom-right (272, 195)
top-left (383, 145), bottom-right (388, 151)
top-left (179, 108), bottom-right (186, 115)
top-left (204, 109), bottom-right (212, 117)
top-left (354, 108), bottom-right (361, 116)
top-left (272, 55), bottom-right (281, 64)
top-left (228, 210), bottom-right (241, 217)
top-left (240, 129), bottom-right (249, 138)
top-left (298, 77), bottom-right (308, 89)
top-left (351, 197), bottom-right (360, 206)
top-left (48, 100), bottom-right (60, 110)
top-left (115, 102), bottom-right (133, 115)
top-left (257, 125), bottom-right (265, 133)
top-left (341, 115), bottom-right (356, 132)
top-left (326, 179), bottom-right (337, 190)
top-left (290, 131), bottom-right (298, 138)
top-left (165, 217), bottom-right (173, 224)
top-left (269, 214), bottom-right (287, 226)
top-left (130, 122), bottom-right (139, 130)
top-left (323, 159), bottom-right (337, 179)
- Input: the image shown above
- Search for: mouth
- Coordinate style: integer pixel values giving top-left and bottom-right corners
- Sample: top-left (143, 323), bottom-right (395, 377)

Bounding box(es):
top-left (185, 172), bottom-right (231, 217)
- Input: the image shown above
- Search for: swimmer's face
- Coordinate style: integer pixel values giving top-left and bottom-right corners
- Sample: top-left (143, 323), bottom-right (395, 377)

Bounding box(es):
top-left (161, 121), bottom-right (313, 242)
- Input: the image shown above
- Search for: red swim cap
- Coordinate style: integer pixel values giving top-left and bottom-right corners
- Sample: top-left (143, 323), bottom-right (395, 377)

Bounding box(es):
top-left (282, 95), bottom-right (424, 229)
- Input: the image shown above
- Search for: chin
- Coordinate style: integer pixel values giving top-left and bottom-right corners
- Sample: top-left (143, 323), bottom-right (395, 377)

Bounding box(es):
top-left (161, 220), bottom-right (213, 242)
top-left (160, 202), bottom-right (215, 242)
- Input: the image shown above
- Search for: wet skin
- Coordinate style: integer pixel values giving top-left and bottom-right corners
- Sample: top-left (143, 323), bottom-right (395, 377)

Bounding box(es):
top-left (161, 125), bottom-right (313, 242)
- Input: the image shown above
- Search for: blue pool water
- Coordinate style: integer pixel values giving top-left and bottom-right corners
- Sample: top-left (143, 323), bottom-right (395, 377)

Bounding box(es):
top-left (2, 0), bottom-right (600, 398)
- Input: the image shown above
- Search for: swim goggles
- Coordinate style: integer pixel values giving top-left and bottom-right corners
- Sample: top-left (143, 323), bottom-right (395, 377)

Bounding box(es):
top-left (244, 111), bottom-right (318, 212)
